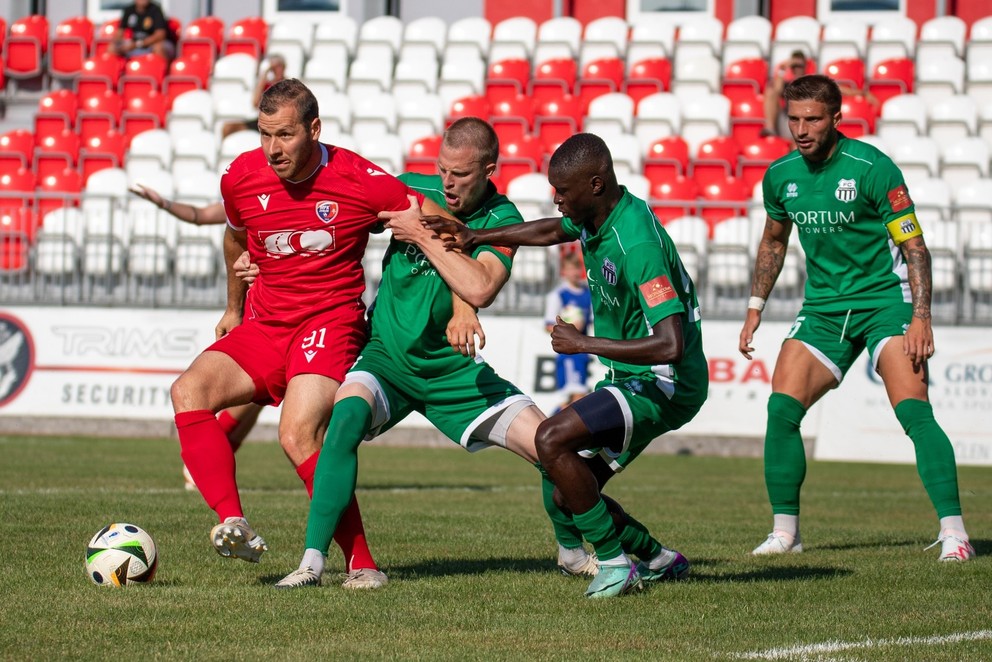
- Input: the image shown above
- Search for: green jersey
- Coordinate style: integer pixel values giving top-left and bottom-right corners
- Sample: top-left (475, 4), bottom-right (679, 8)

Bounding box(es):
top-left (560, 188), bottom-right (707, 405)
top-left (763, 134), bottom-right (923, 312)
top-left (367, 173), bottom-right (523, 374)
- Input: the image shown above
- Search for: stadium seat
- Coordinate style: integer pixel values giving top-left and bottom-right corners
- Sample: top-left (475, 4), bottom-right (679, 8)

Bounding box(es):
top-left (623, 57), bottom-right (672, 105)
top-left (35, 206), bottom-right (84, 281)
top-left (313, 14), bottom-right (357, 63)
top-left (167, 89), bottom-right (215, 140)
top-left (0, 129), bottom-right (34, 171)
top-left (351, 92), bottom-right (398, 143)
top-left (729, 93), bottom-right (766, 146)
top-left (634, 92), bottom-right (681, 150)
top-left (576, 58), bottom-right (625, 112)
top-left (917, 15), bottom-right (966, 62)
top-left (76, 53), bottom-right (125, 100)
top-left (888, 136), bottom-right (940, 184)
top-left (769, 15), bottom-right (821, 68)
top-left (672, 53), bottom-right (722, 101)
top-left (224, 16), bottom-right (268, 59)
top-left (876, 94), bottom-right (927, 142)
top-left (163, 54), bottom-right (212, 107)
top-left (489, 94), bottom-right (535, 146)
top-left (92, 19), bottom-right (118, 58)
top-left (79, 130), bottom-right (127, 183)
top-left (438, 56), bottom-right (487, 110)
top-left (699, 176), bottom-right (749, 230)
top-left (400, 16), bottom-right (447, 63)
top-left (35, 129), bottom-right (80, 181)
top-left (915, 55), bottom-right (965, 107)
top-left (486, 58), bottom-right (531, 105)
top-left (818, 20), bottom-right (868, 67)
top-left (405, 135), bottom-right (443, 175)
top-left (209, 53), bottom-right (258, 123)
top-left (505, 172), bottom-right (552, 219)
top-left (644, 135), bottom-right (690, 184)
top-left (722, 58), bottom-right (768, 104)
top-left (583, 92), bottom-right (634, 138)
top-left (966, 59), bottom-right (992, 108)
top-left (172, 129), bottom-right (218, 183)
top-left (722, 15), bottom-right (771, 68)
top-left (35, 90), bottom-right (79, 143)
top-left (650, 174), bottom-right (698, 223)
top-left (680, 93), bottom-right (731, 154)
top-left (0, 167), bottom-right (38, 273)
top-left (662, 215), bottom-right (709, 282)
top-left (618, 171), bottom-right (650, 200)
top-left (4, 14), bottom-right (49, 82)
top-left (37, 167), bottom-right (83, 219)
top-left (303, 47), bottom-right (348, 95)
top-left (179, 16), bottom-right (225, 66)
top-left (496, 135), bottom-right (543, 189)
top-left (824, 58), bottom-right (865, 90)
top-left (738, 136), bottom-right (791, 191)
top-left (910, 177), bottom-right (952, 224)
top-left (218, 130), bottom-right (260, 173)
top-left (490, 16), bottom-right (537, 63)
top-left (534, 16), bottom-right (582, 66)
top-left (447, 95), bottom-right (491, 124)
top-left (125, 129), bottom-right (172, 183)
top-left (346, 53), bottom-right (395, 103)
top-left (928, 95), bottom-right (978, 149)
top-left (580, 16), bottom-right (628, 69)
top-left (77, 90), bottom-right (124, 142)
top-left (119, 53), bottom-right (169, 101)
top-left (397, 93), bottom-right (445, 153)
top-left (867, 58), bottom-right (915, 108)
top-left (121, 92), bottom-right (168, 144)
top-left (690, 136), bottom-right (742, 188)
top-left (838, 94), bottom-right (877, 138)
top-left (50, 16), bottom-right (94, 81)
top-left (674, 14), bottom-right (724, 64)
top-left (941, 138), bottom-right (990, 193)
top-left (356, 15), bottom-right (402, 62)
top-left (608, 134), bottom-right (643, 175)
top-left (445, 17), bottom-right (491, 63)
top-left (358, 134), bottom-right (405, 175)
top-left (528, 58), bottom-right (577, 106)
top-left (627, 15), bottom-right (675, 65)
top-left (393, 56), bottom-right (439, 101)
top-left (308, 86), bottom-right (350, 137)
top-left (953, 178), bottom-right (992, 230)
top-left (866, 15), bottom-right (917, 71)
top-left (81, 167), bottom-right (131, 284)
top-left (534, 95), bottom-right (583, 154)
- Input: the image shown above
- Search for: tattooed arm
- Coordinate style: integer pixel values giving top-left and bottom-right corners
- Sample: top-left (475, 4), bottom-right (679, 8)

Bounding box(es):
top-left (900, 234), bottom-right (934, 368)
top-left (739, 217), bottom-right (792, 359)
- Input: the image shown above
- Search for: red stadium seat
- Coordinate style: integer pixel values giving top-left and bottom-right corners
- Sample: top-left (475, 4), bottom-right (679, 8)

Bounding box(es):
top-left (179, 16), bottom-right (225, 66)
top-left (76, 53), bottom-right (125, 100)
top-left (93, 19), bottom-right (118, 58)
top-left (650, 175), bottom-right (698, 222)
top-left (77, 90), bottom-right (124, 142)
top-left (405, 135), bottom-right (442, 174)
top-left (729, 94), bottom-right (767, 145)
top-left (0, 17), bottom-right (7, 53)
top-left (0, 129), bottom-right (35, 170)
top-left (119, 52), bottom-right (169, 101)
top-left (4, 14), bottom-right (50, 80)
top-left (224, 16), bottom-right (268, 59)
top-left (0, 168), bottom-right (39, 273)
top-left (79, 131), bottom-right (127, 183)
top-left (497, 135), bottom-right (544, 188)
top-left (486, 58), bottom-right (531, 105)
top-left (575, 57), bottom-right (624, 112)
top-left (489, 94), bottom-right (535, 146)
top-left (623, 57), bottom-right (672, 105)
top-left (35, 90), bottom-right (79, 143)
top-left (50, 16), bottom-right (94, 80)
top-left (447, 95), bottom-right (492, 125)
top-left (868, 58), bottom-right (914, 108)
top-left (838, 94), bottom-right (877, 138)
top-left (824, 58), bottom-right (865, 90)
top-left (163, 54), bottom-right (212, 107)
top-left (534, 95), bottom-right (583, 154)
top-left (722, 57), bottom-right (768, 104)
top-left (644, 135), bottom-right (690, 185)
top-left (121, 91), bottom-right (168, 143)
top-left (738, 135), bottom-right (791, 190)
top-left (529, 58), bottom-right (577, 106)
top-left (691, 136), bottom-right (743, 188)
top-left (699, 175), bottom-right (749, 231)
top-left (34, 129), bottom-right (80, 181)
top-left (37, 167), bottom-right (83, 219)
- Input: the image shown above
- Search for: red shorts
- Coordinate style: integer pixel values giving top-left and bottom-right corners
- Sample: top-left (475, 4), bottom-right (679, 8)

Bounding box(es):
top-left (209, 303), bottom-right (368, 406)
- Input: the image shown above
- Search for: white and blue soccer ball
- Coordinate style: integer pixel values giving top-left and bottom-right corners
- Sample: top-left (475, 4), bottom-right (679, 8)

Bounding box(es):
top-left (85, 523), bottom-right (158, 587)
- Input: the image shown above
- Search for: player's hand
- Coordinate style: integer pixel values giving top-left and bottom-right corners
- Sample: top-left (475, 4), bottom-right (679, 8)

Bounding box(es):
top-left (903, 316), bottom-right (934, 370)
top-left (128, 183), bottom-right (163, 207)
top-left (446, 310), bottom-right (486, 358)
top-left (739, 309), bottom-right (762, 360)
top-left (423, 217), bottom-right (477, 253)
top-left (379, 195), bottom-right (426, 244)
top-left (233, 250), bottom-right (259, 284)
top-left (215, 308), bottom-right (243, 340)
top-left (550, 316), bottom-right (586, 355)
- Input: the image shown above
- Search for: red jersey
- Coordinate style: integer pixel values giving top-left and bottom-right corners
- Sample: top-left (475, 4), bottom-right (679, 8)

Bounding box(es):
top-left (221, 143), bottom-right (421, 327)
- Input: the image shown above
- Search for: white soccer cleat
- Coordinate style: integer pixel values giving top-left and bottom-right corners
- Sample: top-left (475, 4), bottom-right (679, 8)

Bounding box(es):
top-left (275, 566), bottom-right (322, 589)
top-left (341, 567), bottom-right (389, 589)
top-left (928, 531), bottom-right (975, 562)
top-left (752, 531), bottom-right (803, 555)
top-left (210, 517), bottom-right (268, 563)
top-left (557, 545), bottom-right (600, 577)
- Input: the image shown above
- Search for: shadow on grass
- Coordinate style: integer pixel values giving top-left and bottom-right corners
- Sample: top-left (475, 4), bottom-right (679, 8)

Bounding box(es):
top-left (969, 538), bottom-right (991, 556)
top-left (358, 483), bottom-right (499, 492)
top-left (808, 538), bottom-right (919, 552)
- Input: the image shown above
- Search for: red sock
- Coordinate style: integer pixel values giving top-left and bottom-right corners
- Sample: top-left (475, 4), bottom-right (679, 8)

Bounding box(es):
top-left (176, 409), bottom-right (242, 521)
top-left (216, 409), bottom-right (240, 438)
top-left (295, 451), bottom-right (377, 572)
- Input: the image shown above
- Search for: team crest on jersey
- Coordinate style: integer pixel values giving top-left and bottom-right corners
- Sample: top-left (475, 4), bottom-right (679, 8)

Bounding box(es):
top-left (315, 200), bottom-right (339, 223)
top-left (786, 182), bottom-right (798, 198)
top-left (601, 258), bottom-right (617, 286)
top-left (835, 178), bottom-right (857, 203)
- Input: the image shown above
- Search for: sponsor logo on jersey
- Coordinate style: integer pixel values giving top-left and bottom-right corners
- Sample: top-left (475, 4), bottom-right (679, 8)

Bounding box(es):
top-left (315, 200), bottom-right (339, 223)
top-left (257, 193), bottom-right (270, 210)
top-left (601, 258), bottom-right (617, 286)
top-left (888, 184), bottom-right (912, 212)
top-left (786, 182), bottom-right (798, 198)
top-left (0, 313), bottom-right (34, 407)
top-left (366, 168), bottom-right (387, 177)
top-left (259, 228), bottom-right (335, 257)
top-left (835, 178), bottom-right (857, 203)
top-left (639, 275), bottom-right (676, 307)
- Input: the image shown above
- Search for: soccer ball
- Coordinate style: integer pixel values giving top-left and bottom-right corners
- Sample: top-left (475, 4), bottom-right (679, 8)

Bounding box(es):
top-left (85, 523), bottom-right (158, 587)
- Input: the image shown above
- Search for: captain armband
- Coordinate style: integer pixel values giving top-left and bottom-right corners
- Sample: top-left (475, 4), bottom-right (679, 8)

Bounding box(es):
top-left (886, 213), bottom-right (923, 245)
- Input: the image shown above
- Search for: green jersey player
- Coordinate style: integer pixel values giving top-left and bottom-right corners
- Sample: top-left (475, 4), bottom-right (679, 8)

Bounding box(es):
top-left (739, 75), bottom-right (973, 562)
top-left (427, 133), bottom-right (709, 598)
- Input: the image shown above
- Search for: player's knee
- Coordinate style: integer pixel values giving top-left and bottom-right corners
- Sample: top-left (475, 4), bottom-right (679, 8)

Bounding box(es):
top-left (170, 373), bottom-right (202, 411)
top-left (534, 418), bottom-right (565, 464)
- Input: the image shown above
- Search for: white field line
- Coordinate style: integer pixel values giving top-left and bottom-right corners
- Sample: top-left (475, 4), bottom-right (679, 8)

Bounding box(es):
top-left (735, 630), bottom-right (992, 660)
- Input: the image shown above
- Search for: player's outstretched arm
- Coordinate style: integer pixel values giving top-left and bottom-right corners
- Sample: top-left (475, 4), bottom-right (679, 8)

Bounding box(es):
top-left (129, 184), bottom-right (227, 225)
top-left (424, 215), bottom-right (570, 253)
top-left (900, 234), bottom-right (935, 368)
top-left (740, 216), bottom-right (792, 360)
top-left (217, 228), bottom-right (249, 339)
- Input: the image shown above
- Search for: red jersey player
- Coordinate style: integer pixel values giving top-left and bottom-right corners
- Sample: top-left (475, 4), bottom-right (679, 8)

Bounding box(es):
top-left (170, 79), bottom-right (450, 588)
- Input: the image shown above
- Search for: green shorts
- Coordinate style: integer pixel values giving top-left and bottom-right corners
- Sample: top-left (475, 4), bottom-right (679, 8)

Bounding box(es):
top-left (785, 303), bottom-right (912, 382)
top-left (344, 338), bottom-right (531, 452)
top-left (579, 375), bottom-right (704, 472)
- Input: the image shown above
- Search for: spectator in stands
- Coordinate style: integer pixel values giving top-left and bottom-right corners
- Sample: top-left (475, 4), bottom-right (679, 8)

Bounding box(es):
top-left (761, 50), bottom-right (876, 139)
top-left (109, 0), bottom-right (176, 61)
top-left (221, 55), bottom-right (287, 139)
top-left (544, 250), bottom-right (593, 412)
top-left (740, 74), bottom-right (974, 562)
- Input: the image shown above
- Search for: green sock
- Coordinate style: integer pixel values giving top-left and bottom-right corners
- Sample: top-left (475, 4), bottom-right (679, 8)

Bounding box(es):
top-left (304, 397), bottom-right (372, 552)
top-left (618, 512), bottom-right (661, 560)
top-left (572, 499), bottom-right (623, 561)
top-left (764, 393), bottom-right (808, 516)
top-left (894, 399), bottom-right (963, 518)
top-left (537, 465), bottom-right (584, 549)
